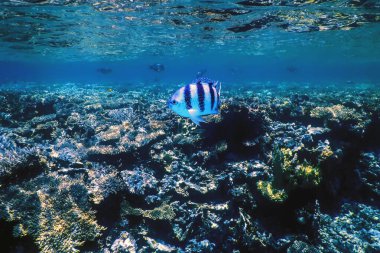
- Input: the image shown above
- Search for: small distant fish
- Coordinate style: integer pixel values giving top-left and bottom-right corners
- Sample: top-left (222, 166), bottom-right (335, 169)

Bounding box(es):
top-left (230, 67), bottom-right (238, 75)
top-left (168, 77), bottom-right (221, 126)
top-left (286, 66), bottom-right (297, 73)
top-left (97, 68), bottom-right (112, 74)
top-left (149, 63), bottom-right (165, 72)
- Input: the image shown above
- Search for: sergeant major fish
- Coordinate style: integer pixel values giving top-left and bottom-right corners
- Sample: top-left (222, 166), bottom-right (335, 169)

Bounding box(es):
top-left (168, 78), bottom-right (221, 125)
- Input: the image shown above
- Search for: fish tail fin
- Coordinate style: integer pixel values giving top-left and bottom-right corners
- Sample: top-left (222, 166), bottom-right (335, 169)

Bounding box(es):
top-left (215, 81), bottom-right (221, 96)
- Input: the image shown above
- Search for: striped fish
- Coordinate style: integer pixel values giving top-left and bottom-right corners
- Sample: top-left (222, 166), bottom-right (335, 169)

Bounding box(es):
top-left (168, 78), bottom-right (221, 125)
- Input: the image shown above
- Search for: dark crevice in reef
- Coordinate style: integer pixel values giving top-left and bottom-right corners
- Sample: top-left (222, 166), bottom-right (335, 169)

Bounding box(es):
top-left (90, 192), bottom-right (124, 252)
top-left (319, 114), bottom-right (380, 211)
top-left (254, 187), bottom-right (318, 238)
top-left (35, 101), bottom-right (56, 117)
top-left (226, 146), bottom-right (263, 162)
top-left (0, 159), bottom-right (45, 186)
top-left (126, 214), bottom-right (144, 228)
top-left (149, 163), bottom-right (167, 181)
top-left (124, 191), bottom-right (156, 210)
top-left (135, 135), bottom-right (166, 160)
top-left (0, 220), bottom-right (39, 253)
top-left (95, 192), bottom-right (123, 229)
top-left (202, 104), bottom-right (268, 154)
top-left (126, 217), bottom-right (184, 250)
top-left (87, 152), bottom-right (136, 165)
top-left (316, 146), bottom-right (361, 213)
top-left (144, 219), bottom-right (179, 246)
top-left (78, 240), bottom-right (100, 252)
top-left (362, 113), bottom-right (380, 149)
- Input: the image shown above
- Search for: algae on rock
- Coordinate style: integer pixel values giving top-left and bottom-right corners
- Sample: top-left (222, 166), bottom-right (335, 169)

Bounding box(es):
top-left (257, 144), bottom-right (322, 202)
top-left (121, 200), bottom-right (176, 221)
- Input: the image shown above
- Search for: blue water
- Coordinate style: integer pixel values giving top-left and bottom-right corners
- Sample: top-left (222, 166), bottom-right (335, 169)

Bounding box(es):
top-left (1, 1), bottom-right (380, 252)
top-left (0, 0), bottom-right (379, 85)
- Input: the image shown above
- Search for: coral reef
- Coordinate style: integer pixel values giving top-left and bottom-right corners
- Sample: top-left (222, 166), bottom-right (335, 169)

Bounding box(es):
top-left (0, 175), bottom-right (105, 253)
top-left (0, 133), bottom-right (43, 185)
top-left (0, 83), bottom-right (379, 252)
top-left (317, 203), bottom-right (380, 252)
top-left (257, 137), bottom-right (335, 203)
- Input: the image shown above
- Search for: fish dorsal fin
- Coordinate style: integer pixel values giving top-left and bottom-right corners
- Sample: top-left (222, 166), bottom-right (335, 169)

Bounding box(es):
top-left (192, 77), bottom-right (215, 85)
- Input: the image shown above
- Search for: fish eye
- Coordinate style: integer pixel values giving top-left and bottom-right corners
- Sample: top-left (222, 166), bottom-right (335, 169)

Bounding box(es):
top-left (171, 100), bottom-right (177, 105)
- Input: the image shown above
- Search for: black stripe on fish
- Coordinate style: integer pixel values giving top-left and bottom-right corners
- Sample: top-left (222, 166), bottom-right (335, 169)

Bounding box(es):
top-left (197, 82), bottom-right (205, 112)
top-left (209, 83), bottom-right (215, 111)
top-left (184, 84), bottom-right (192, 109)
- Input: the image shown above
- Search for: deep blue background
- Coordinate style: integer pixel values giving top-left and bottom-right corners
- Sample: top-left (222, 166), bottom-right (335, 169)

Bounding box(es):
top-left (1, 56), bottom-right (379, 86)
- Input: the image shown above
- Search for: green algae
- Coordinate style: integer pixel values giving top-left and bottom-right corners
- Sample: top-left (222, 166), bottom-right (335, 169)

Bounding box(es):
top-left (257, 180), bottom-right (288, 202)
top-left (121, 200), bottom-right (176, 221)
top-left (257, 145), bottom-right (324, 202)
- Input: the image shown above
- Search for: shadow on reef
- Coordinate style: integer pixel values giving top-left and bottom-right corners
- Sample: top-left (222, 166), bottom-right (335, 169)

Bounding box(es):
top-left (363, 112), bottom-right (380, 149)
top-left (319, 110), bottom-right (380, 211)
top-left (0, 220), bottom-right (39, 253)
top-left (254, 187), bottom-right (318, 233)
top-left (202, 103), bottom-right (269, 159)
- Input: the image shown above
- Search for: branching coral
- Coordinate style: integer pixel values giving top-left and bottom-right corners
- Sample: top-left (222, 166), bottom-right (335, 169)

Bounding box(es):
top-left (36, 190), bottom-right (104, 253)
top-left (87, 163), bottom-right (122, 204)
top-left (107, 107), bottom-right (134, 123)
top-left (0, 133), bottom-right (42, 184)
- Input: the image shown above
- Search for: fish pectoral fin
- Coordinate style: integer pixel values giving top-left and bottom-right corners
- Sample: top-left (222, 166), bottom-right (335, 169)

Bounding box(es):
top-left (189, 116), bottom-right (206, 126)
top-left (188, 109), bottom-right (206, 126)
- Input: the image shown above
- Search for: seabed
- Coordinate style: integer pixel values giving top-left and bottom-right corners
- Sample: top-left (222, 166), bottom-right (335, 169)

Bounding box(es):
top-left (0, 82), bottom-right (379, 252)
